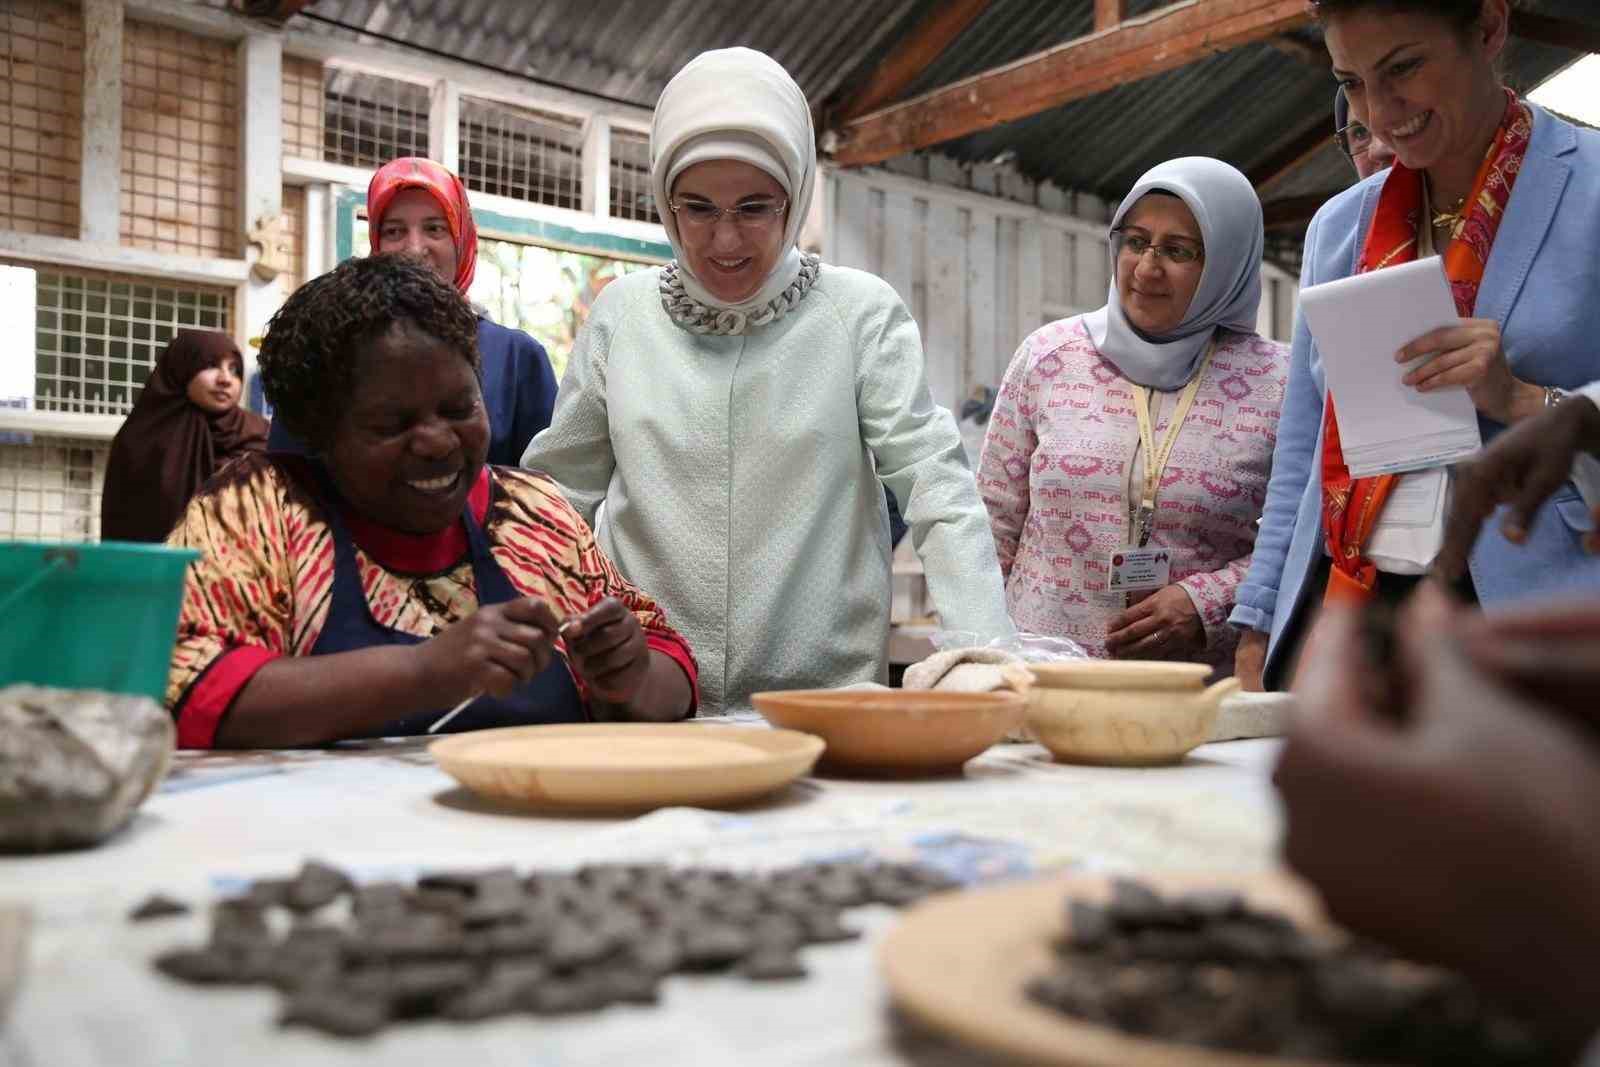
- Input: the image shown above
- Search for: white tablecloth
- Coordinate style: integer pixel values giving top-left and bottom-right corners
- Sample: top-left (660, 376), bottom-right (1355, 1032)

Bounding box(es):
top-left (0, 721), bottom-right (1284, 1067)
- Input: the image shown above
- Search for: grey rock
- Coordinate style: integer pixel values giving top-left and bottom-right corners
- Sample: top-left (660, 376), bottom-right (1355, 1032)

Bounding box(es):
top-left (0, 684), bottom-right (173, 852)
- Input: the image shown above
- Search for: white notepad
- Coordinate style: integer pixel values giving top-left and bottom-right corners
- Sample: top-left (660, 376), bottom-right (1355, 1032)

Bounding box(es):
top-left (1299, 256), bottom-right (1482, 478)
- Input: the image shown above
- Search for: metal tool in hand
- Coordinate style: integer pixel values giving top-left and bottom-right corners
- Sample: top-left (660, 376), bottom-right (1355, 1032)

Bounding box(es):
top-left (426, 610), bottom-right (579, 734)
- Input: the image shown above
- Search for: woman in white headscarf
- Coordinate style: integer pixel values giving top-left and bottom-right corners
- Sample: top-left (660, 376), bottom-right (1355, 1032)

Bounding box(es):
top-left (977, 158), bottom-right (1289, 673)
top-left (523, 47), bottom-right (1012, 714)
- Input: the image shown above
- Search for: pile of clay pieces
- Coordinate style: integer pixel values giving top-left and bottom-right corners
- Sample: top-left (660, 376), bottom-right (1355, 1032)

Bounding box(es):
top-left (138, 858), bottom-right (958, 1037)
top-left (1026, 879), bottom-right (1551, 1066)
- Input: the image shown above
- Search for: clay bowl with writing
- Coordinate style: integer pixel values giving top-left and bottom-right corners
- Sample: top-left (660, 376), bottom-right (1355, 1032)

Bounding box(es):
top-left (750, 689), bottom-right (1026, 775)
top-left (1025, 661), bottom-right (1240, 766)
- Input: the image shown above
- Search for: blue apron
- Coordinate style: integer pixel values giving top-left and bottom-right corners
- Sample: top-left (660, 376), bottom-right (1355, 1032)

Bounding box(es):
top-left (301, 462), bottom-right (583, 737)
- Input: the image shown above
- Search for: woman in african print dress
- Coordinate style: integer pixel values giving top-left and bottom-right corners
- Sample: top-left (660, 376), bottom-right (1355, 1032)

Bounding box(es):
top-left (166, 255), bottom-right (695, 749)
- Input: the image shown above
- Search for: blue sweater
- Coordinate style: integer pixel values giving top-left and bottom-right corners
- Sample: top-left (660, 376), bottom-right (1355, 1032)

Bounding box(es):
top-left (266, 316), bottom-right (558, 467)
top-left (1231, 104), bottom-right (1600, 679)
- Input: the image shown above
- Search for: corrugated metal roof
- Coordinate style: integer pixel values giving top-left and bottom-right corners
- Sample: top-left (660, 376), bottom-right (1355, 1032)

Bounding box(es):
top-left (259, 0), bottom-right (1592, 224)
top-left (279, 0), bottom-right (937, 108)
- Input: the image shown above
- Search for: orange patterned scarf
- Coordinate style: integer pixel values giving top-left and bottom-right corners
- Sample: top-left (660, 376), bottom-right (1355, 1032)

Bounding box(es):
top-left (1319, 90), bottom-right (1531, 604)
top-left (366, 157), bottom-right (479, 293)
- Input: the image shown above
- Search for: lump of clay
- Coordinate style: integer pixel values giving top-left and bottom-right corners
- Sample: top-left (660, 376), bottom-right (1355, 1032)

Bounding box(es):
top-left (0, 684), bottom-right (174, 852)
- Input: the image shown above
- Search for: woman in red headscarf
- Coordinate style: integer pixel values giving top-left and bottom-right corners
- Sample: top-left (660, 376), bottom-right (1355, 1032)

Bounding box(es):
top-left (102, 329), bottom-right (268, 542)
top-left (267, 157), bottom-right (558, 466)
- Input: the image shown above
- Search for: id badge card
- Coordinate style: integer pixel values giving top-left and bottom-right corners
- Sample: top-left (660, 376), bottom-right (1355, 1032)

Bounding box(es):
top-left (1108, 545), bottom-right (1171, 592)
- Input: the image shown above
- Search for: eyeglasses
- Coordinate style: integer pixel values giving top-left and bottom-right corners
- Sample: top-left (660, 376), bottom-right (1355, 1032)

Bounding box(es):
top-left (1112, 229), bottom-right (1203, 266)
top-left (668, 197), bottom-right (788, 231)
top-left (1336, 119), bottom-right (1374, 159)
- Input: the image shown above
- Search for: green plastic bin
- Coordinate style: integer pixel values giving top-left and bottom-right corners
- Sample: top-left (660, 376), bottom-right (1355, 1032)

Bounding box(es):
top-left (0, 541), bottom-right (199, 706)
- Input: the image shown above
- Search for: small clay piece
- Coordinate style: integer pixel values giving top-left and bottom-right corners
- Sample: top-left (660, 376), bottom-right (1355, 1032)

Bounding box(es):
top-left (285, 860), bottom-right (349, 913)
top-left (244, 878), bottom-right (292, 910)
top-left (387, 961), bottom-right (478, 1018)
top-left (280, 987), bottom-right (389, 1038)
top-left (129, 894), bottom-right (190, 922)
top-left (439, 974), bottom-right (525, 1022)
top-left (1064, 900), bottom-right (1112, 951)
top-left (678, 923), bottom-right (754, 970)
top-left (545, 925), bottom-right (616, 970)
top-left (155, 947), bottom-right (242, 985)
top-left (526, 974), bottom-right (614, 1015)
top-left (740, 948), bottom-right (808, 981)
top-left (799, 910), bottom-right (859, 944)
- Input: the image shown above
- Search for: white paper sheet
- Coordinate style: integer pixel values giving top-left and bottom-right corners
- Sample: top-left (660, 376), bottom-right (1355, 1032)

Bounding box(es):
top-left (1300, 256), bottom-right (1482, 478)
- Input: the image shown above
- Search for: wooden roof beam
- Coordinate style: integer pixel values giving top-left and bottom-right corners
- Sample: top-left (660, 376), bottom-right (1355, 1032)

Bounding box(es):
top-left (827, 0), bottom-right (1313, 168)
top-left (1508, 10), bottom-right (1600, 55)
top-left (1095, 0), bottom-right (1127, 33)
top-left (240, 0), bottom-right (317, 22)
top-left (1263, 193), bottom-right (1338, 230)
top-left (833, 0), bottom-right (999, 122)
top-left (1247, 113), bottom-right (1336, 190)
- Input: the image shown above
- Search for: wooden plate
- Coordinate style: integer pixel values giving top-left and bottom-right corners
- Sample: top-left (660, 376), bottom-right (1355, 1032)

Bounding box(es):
top-left (430, 723), bottom-right (824, 813)
top-left (881, 870), bottom-right (1343, 1067)
top-left (750, 689), bottom-right (1025, 774)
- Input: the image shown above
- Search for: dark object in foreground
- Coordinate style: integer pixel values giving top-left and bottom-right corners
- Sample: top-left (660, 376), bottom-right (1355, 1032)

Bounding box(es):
top-left (148, 858), bottom-right (958, 1037)
top-left (129, 894), bottom-right (191, 921)
top-left (1027, 879), bottom-right (1553, 1065)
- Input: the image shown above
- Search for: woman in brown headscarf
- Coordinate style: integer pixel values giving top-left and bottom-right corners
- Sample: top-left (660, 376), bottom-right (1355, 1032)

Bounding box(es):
top-left (101, 329), bottom-right (268, 542)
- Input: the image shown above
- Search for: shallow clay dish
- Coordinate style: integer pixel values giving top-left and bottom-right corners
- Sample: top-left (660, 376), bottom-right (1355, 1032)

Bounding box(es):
top-left (1026, 660), bottom-right (1239, 766)
top-left (750, 689), bottom-right (1025, 774)
top-left (881, 870), bottom-right (1340, 1067)
top-left (430, 723), bottom-right (823, 813)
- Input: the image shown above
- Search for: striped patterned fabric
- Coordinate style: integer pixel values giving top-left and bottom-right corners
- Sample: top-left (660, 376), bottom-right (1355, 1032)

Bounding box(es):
top-left (165, 453), bottom-right (695, 744)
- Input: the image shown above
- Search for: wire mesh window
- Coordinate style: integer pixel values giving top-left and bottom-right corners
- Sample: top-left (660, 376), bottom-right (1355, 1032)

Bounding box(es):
top-left (121, 20), bottom-right (239, 258)
top-left (281, 54), bottom-right (324, 161)
top-left (322, 67), bottom-right (430, 169)
top-left (277, 184), bottom-right (306, 300)
top-left (1, 263), bottom-right (232, 416)
top-left (0, 436), bottom-right (108, 542)
top-left (459, 97), bottom-right (582, 210)
top-left (608, 126), bottom-right (657, 223)
top-left (0, 1), bottom-right (84, 239)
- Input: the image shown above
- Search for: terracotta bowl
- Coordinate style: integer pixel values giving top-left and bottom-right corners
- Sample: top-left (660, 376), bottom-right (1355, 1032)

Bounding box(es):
top-left (1025, 660), bottom-right (1240, 767)
top-left (750, 689), bottom-right (1026, 775)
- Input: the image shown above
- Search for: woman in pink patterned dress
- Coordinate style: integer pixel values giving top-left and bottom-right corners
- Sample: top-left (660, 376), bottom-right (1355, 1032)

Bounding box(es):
top-left (978, 158), bottom-right (1288, 673)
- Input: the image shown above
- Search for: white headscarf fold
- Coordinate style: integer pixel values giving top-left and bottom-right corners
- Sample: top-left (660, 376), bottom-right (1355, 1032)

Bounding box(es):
top-left (1083, 157), bottom-right (1264, 390)
top-left (651, 48), bottom-right (816, 316)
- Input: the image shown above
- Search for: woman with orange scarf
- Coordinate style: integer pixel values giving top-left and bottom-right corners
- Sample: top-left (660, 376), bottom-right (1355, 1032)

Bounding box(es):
top-left (268, 157), bottom-right (558, 465)
top-left (1232, 0), bottom-right (1600, 689)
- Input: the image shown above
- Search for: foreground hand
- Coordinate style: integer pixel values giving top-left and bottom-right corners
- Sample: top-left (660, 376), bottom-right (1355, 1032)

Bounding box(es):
top-left (1455, 598), bottom-right (1600, 730)
top-left (1276, 586), bottom-right (1600, 1050)
top-left (1434, 395), bottom-right (1600, 579)
top-left (1397, 319), bottom-right (1541, 424)
top-left (1105, 584), bottom-right (1204, 660)
top-left (560, 597), bottom-right (650, 706)
top-left (1234, 629), bottom-right (1267, 691)
top-left (416, 597), bottom-right (561, 705)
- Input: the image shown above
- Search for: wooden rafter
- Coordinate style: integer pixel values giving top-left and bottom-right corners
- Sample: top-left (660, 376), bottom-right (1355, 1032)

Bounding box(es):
top-left (239, 0), bottom-right (316, 21)
top-left (1095, 0), bottom-right (1127, 33)
top-left (1262, 193), bottom-right (1339, 230)
top-left (1247, 113), bottom-right (1336, 190)
top-left (833, 0), bottom-right (998, 122)
top-left (828, 0), bottom-right (1312, 167)
top-left (1508, 10), bottom-right (1600, 55)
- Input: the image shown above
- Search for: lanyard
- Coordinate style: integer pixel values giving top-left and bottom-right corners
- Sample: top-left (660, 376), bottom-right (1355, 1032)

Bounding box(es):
top-left (1128, 341), bottom-right (1215, 547)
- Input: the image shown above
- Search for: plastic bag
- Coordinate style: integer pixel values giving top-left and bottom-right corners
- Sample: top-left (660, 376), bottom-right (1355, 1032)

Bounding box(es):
top-left (928, 629), bottom-right (1088, 663)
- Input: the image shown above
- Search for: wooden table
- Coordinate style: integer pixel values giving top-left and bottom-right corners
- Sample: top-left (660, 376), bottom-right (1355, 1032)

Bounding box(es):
top-left (1, 723), bottom-right (1284, 1067)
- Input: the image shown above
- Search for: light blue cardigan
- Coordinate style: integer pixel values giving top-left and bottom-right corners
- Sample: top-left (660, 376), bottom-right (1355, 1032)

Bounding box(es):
top-left (1231, 104), bottom-right (1600, 678)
